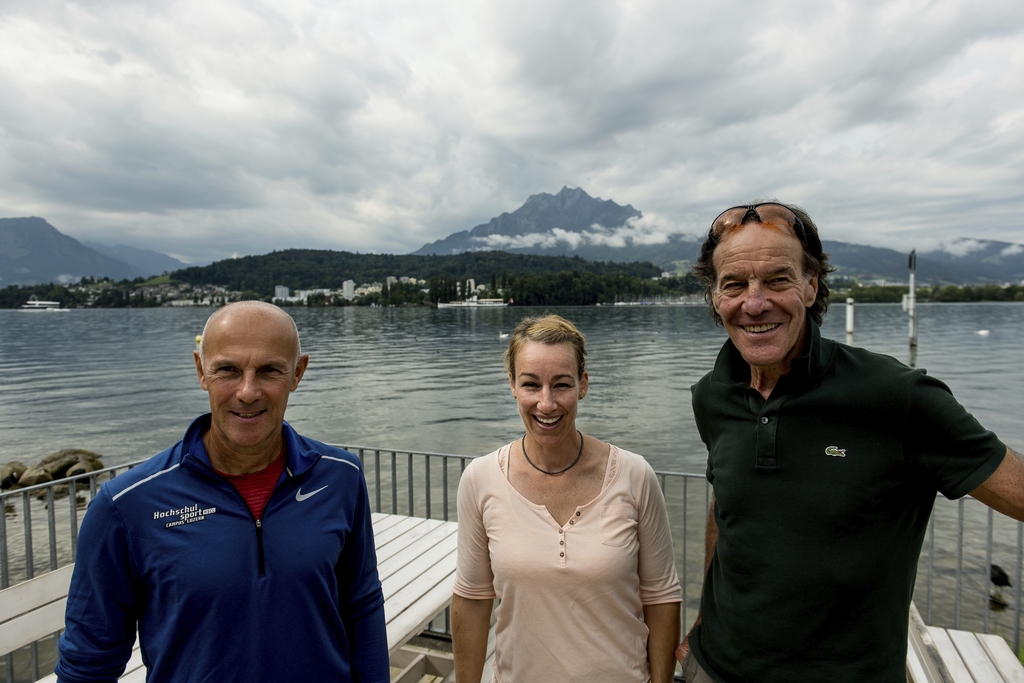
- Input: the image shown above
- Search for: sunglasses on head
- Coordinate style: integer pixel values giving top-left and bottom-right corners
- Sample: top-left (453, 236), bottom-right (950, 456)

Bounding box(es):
top-left (708, 203), bottom-right (815, 250)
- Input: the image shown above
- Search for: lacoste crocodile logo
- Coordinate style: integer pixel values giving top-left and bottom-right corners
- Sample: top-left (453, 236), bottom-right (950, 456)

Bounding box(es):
top-left (295, 485), bottom-right (329, 502)
top-left (825, 446), bottom-right (847, 458)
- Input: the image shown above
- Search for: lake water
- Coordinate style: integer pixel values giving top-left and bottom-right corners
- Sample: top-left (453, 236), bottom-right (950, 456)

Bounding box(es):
top-left (1, 302), bottom-right (1021, 473)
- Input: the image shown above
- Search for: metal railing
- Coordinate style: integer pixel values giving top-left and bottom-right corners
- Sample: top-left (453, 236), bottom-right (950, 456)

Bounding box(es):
top-left (342, 445), bottom-right (1024, 657)
top-left (2, 447), bottom-right (1022, 681)
top-left (0, 463), bottom-right (143, 683)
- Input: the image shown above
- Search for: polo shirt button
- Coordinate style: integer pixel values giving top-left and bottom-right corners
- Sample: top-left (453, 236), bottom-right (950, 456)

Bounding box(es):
top-left (559, 540), bottom-right (564, 546)
top-left (560, 552), bottom-right (564, 557)
top-left (575, 511), bottom-right (580, 516)
top-left (569, 520), bottom-right (574, 525)
top-left (761, 416), bottom-right (769, 424)
top-left (558, 529), bottom-right (563, 534)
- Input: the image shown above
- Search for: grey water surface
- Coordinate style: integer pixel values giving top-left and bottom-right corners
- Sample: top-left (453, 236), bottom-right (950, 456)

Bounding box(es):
top-left (2, 302), bottom-right (1021, 473)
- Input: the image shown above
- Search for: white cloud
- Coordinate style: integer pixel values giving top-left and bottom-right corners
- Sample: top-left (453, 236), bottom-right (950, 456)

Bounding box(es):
top-left (0, 0), bottom-right (1022, 260)
top-left (941, 238), bottom-right (988, 257)
top-left (1002, 243), bottom-right (1024, 256)
top-left (471, 213), bottom-right (688, 250)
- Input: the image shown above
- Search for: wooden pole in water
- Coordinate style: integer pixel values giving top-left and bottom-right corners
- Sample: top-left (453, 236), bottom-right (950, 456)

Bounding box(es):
top-left (908, 250), bottom-right (918, 366)
top-left (845, 297), bottom-right (854, 344)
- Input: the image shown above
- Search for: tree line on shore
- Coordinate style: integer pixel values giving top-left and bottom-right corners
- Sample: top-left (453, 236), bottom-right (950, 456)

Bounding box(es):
top-left (172, 249), bottom-right (662, 293)
top-left (830, 283), bottom-right (1024, 303)
top-left (5, 277), bottom-right (1023, 309)
top-left (2, 245), bottom-right (1023, 308)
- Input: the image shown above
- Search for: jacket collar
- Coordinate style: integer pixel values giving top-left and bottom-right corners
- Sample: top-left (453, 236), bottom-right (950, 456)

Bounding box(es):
top-left (180, 414), bottom-right (320, 478)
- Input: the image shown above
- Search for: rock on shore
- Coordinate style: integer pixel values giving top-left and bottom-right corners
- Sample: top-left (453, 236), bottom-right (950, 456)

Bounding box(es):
top-left (2, 449), bottom-right (104, 490)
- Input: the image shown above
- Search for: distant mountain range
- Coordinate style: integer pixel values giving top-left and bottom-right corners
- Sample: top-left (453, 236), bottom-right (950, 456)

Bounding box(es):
top-left (0, 217), bottom-right (188, 285)
top-left (415, 187), bottom-right (1024, 284)
top-left (5, 190), bottom-right (1024, 287)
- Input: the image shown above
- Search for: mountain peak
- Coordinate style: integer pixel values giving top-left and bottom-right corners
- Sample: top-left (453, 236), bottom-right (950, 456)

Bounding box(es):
top-left (521, 186), bottom-right (581, 209)
top-left (0, 216), bottom-right (137, 285)
top-left (413, 187), bottom-right (643, 257)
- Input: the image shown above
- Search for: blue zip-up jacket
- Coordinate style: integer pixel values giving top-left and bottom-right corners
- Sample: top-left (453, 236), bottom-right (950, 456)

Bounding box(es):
top-left (56, 415), bottom-right (389, 683)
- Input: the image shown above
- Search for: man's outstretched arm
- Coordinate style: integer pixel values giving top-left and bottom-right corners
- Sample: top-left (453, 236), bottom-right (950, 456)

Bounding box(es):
top-left (971, 448), bottom-right (1024, 521)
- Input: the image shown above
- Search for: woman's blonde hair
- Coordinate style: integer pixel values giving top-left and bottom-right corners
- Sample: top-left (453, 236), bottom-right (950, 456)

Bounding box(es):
top-left (504, 314), bottom-right (587, 380)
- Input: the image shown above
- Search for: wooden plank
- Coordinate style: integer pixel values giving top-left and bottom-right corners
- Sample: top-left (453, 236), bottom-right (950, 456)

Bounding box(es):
top-left (376, 518), bottom-right (447, 563)
top-left (377, 521), bottom-right (454, 575)
top-left (927, 628), bottom-right (977, 683)
top-left (385, 574), bottom-right (457, 655)
top-left (907, 603), bottom-right (956, 683)
top-left (978, 633), bottom-right (1024, 683)
top-left (384, 547), bottom-right (457, 622)
top-left (0, 598), bottom-right (67, 655)
top-left (0, 566), bottom-right (75, 624)
top-left (378, 525), bottom-right (458, 585)
top-left (393, 645), bottom-right (455, 679)
top-left (374, 517), bottom-right (435, 556)
top-left (391, 652), bottom-right (427, 683)
top-left (372, 513), bottom-right (405, 534)
top-left (381, 534), bottom-right (458, 598)
top-left (948, 629), bottom-right (1006, 683)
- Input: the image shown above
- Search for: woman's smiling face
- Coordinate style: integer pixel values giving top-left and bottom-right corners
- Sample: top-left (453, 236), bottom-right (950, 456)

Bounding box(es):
top-left (509, 340), bottom-right (588, 447)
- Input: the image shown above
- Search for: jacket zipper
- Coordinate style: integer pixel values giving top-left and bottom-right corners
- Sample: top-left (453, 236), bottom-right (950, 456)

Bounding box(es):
top-left (255, 518), bottom-right (266, 577)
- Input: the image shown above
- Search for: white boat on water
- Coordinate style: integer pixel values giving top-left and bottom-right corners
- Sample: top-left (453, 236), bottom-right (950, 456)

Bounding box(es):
top-left (19, 299), bottom-right (68, 311)
top-left (436, 296), bottom-right (508, 309)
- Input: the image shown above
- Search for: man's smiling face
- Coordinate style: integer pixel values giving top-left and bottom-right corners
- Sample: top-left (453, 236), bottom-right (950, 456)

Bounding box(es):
top-left (711, 222), bottom-right (818, 386)
top-left (194, 305), bottom-right (308, 468)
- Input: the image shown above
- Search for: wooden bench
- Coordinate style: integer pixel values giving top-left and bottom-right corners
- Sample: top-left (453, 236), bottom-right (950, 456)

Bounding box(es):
top-left (908, 603), bottom-right (1024, 683)
top-left (1, 513), bottom-right (459, 683)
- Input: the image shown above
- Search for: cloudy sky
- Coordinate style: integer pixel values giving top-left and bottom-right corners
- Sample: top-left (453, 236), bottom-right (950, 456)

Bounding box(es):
top-left (1, 0), bottom-right (1022, 264)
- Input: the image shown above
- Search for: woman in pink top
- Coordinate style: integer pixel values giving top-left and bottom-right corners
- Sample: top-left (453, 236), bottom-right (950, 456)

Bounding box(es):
top-left (452, 314), bottom-right (681, 683)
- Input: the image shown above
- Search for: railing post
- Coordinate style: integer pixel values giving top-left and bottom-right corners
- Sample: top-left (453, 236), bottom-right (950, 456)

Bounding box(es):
top-left (443, 457), bottom-right (449, 522)
top-left (0, 496), bottom-right (8, 589)
top-left (374, 450), bottom-right (381, 513)
top-left (22, 492), bottom-right (33, 580)
top-left (425, 456), bottom-right (432, 520)
top-left (407, 453), bottom-right (414, 516)
top-left (682, 475), bottom-right (688, 630)
top-left (926, 513), bottom-right (935, 623)
top-left (47, 487), bottom-right (57, 571)
top-left (955, 499), bottom-right (965, 628)
top-left (69, 477), bottom-right (80, 561)
top-left (390, 452), bottom-right (398, 515)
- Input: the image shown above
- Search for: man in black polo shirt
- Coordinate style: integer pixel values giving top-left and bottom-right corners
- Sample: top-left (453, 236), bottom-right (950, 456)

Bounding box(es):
top-left (678, 202), bottom-right (1024, 683)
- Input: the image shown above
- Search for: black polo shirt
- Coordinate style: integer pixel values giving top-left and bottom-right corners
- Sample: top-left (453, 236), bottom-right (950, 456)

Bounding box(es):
top-left (690, 319), bottom-right (1005, 683)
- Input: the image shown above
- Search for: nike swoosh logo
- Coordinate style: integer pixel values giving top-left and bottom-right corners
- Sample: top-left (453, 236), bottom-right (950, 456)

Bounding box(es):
top-left (295, 485), bottom-right (329, 502)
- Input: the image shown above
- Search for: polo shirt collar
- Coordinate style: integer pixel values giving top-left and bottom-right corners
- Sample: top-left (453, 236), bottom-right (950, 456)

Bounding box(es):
top-left (711, 314), bottom-right (827, 391)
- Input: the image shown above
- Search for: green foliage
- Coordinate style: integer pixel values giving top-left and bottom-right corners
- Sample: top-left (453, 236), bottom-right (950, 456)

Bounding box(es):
top-left (505, 272), bottom-right (701, 306)
top-left (830, 285), bottom-right (909, 303)
top-left (169, 249), bottom-right (661, 297)
top-left (88, 287), bottom-right (164, 308)
top-left (831, 283), bottom-right (1024, 304)
top-left (930, 284), bottom-right (1024, 302)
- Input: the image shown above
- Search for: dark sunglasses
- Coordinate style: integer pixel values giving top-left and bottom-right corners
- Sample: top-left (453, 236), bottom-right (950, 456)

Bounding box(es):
top-left (708, 203), bottom-right (817, 251)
